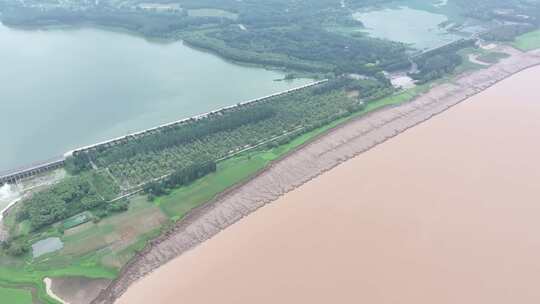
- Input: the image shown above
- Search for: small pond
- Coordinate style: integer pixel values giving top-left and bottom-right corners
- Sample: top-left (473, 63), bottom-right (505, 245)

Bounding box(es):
top-left (32, 237), bottom-right (64, 258)
top-left (353, 6), bottom-right (461, 50)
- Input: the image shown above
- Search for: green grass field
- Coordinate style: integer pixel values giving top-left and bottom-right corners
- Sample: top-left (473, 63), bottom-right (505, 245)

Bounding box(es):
top-left (0, 286), bottom-right (33, 304)
top-left (513, 30), bottom-right (540, 51)
top-left (157, 153), bottom-right (270, 219)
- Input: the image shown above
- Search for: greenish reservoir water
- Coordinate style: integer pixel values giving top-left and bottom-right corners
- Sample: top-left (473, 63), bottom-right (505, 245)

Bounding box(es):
top-left (353, 6), bottom-right (460, 50)
top-left (0, 24), bottom-right (310, 172)
top-left (31, 237), bottom-right (64, 258)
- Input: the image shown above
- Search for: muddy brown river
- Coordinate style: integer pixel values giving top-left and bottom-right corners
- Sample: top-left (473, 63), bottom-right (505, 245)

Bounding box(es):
top-left (117, 66), bottom-right (540, 304)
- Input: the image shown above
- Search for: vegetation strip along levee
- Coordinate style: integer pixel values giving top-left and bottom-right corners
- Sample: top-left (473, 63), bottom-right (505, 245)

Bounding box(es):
top-left (107, 125), bottom-right (307, 203)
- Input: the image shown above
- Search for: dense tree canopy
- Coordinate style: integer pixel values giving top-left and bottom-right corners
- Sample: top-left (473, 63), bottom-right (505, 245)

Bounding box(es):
top-left (16, 171), bottom-right (120, 231)
top-left (411, 39), bottom-right (476, 83)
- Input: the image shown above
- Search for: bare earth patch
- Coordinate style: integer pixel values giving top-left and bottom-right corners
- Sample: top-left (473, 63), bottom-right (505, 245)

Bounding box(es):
top-left (50, 277), bottom-right (111, 304)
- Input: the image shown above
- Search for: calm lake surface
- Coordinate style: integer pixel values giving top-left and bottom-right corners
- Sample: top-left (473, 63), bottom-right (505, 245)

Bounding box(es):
top-left (0, 23), bottom-right (310, 171)
top-left (353, 6), bottom-right (460, 50)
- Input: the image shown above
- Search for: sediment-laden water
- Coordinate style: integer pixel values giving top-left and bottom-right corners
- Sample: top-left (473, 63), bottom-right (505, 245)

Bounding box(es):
top-left (116, 65), bottom-right (540, 304)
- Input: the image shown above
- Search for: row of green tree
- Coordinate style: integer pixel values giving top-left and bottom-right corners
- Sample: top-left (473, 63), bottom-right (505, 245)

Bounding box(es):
top-left (80, 78), bottom-right (389, 187)
top-left (69, 105), bottom-right (275, 172)
top-left (411, 39), bottom-right (476, 83)
top-left (144, 160), bottom-right (217, 201)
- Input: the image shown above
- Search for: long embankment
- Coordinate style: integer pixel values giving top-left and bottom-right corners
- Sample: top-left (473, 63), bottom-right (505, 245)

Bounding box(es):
top-left (92, 47), bottom-right (540, 304)
top-left (67, 80), bottom-right (328, 156)
top-left (0, 80), bottom-right (326, 186)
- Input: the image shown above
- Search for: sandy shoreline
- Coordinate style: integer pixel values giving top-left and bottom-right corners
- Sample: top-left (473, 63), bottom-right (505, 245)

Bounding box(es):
top-left (91, 47), bottom-right (540, 304)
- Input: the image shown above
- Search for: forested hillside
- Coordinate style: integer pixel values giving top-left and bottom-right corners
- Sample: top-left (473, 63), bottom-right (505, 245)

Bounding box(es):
top-left (0, 0), bottom-right (410, 75)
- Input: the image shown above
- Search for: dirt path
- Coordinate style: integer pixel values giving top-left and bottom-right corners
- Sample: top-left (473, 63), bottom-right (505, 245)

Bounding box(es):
top-left (48, 277), bottom-right (112, 304)
top-left (44, 278), bottom-right (69, 304)
top-left (91, 48), bottom-right (540, 304)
